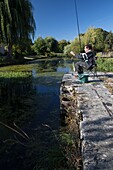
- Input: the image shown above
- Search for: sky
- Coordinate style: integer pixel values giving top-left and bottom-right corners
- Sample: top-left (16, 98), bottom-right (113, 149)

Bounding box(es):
top-left (31, 0), bottom-right (113, 41)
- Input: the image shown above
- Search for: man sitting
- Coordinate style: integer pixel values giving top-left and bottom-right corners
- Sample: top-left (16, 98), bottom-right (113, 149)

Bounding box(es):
top-left (70, 44), bottom-right (96, 74)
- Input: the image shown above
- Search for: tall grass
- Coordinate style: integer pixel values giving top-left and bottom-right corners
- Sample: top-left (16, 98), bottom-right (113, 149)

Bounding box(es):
top-left (97, 58), bottom-right (113, 72)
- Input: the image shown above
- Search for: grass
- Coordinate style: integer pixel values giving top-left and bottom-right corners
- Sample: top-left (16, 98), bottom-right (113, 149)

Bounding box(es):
top-left (97, 57), bottom-right (113, 72)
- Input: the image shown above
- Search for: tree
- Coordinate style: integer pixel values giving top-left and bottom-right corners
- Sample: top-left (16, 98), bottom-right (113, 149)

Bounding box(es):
top-left (104, 31), bottom-right (113, 51)
top-left (33, 36), bottom-right (59, 56)
top-left (44, 36), bottom-right (58, 53)
top-left (94, 28), bottom-right (105, 51)
top-left (58, 40), bottom-right (70, 53)
top-left (64, 44), bottom-right (71, 55)
top-left (82, 27), bottom-right (95, 45)
top-left (33, 37), bottom-right (47, 55)
top-left (0, 0), bottom-right (36, 57)
top-left (12, 38), bottom-right (33, 57)
top-left (82, 27), bottom-right (106, 51)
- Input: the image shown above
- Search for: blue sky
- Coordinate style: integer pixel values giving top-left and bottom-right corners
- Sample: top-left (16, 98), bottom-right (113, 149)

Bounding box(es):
top-left (31, 0), bottom-right (113, 41)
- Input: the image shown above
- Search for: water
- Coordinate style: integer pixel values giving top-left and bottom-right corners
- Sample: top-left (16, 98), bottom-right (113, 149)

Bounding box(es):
top-left (0, 58), bottom-right (74, 170)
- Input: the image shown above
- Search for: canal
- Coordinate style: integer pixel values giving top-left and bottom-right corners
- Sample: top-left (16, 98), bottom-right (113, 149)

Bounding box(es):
top-left (0, 58), bottom-right (75, 170)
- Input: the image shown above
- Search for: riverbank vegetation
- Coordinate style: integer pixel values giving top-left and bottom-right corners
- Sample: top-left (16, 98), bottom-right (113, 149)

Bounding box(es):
top-left (30, 27), bottom-right (113, 57)
top-left (96, 58), bottom-right (113, 72)
top-left (1, 27), bottom-right (113, 64)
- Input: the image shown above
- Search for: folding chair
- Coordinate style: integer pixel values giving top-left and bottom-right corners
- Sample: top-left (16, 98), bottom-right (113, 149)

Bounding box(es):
top-left (87, 64), bottom-right (97, 78)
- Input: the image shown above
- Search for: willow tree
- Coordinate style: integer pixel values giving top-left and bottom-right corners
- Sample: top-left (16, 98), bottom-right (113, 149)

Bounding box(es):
top-left (0, 0), bottom-right (36, 57)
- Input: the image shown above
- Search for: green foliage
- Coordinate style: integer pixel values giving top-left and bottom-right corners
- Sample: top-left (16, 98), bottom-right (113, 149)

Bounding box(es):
top-left (0, 0), bottom-right (36, 57)
top-left (104, 31), bottom-right (113, 51)
top-left (32, 28), bottom-right (113, 56)
top-left (65, 27), bottom-right (113, 54)
top-left (45, 36), bottom-right (58, 53)
top-left (0, 71), bottom-right (32, 79)
top-left (64, 44), bottom-right (71, 55)
top-left (97, 58), bottom-right (113, 72)
top-left (64, 38), bottom-right (81, 56)
top-left (12, 39), bottom-right (33, 57)
top-left (58, 40), bottom-right (70, 53)
top-left (70, 38), bottom-right (81, 53)
top-left (33, 37), bottom-right (47, 55)
top-left (60, 132), bottom-right (74, 146)
top-left (33, 36), bottom-right (59, 56)
top-left (80, 27), bottom-right (105, 51)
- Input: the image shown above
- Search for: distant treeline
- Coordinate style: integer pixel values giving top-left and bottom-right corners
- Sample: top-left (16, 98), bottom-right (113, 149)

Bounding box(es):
top-left (32, 27), bottom-right (113, 57)
top-left (1, 27), bottom-right (113, 58)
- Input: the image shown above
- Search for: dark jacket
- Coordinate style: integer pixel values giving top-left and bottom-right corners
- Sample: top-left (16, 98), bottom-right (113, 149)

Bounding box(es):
top-left (76, 51), bottom-right (96, 69)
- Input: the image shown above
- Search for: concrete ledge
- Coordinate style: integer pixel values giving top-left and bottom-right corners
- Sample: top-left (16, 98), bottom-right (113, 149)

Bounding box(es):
top-left (61, 72), bottom-right (113, 170)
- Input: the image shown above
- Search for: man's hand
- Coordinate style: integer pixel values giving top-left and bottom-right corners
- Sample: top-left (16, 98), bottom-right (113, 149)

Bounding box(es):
top-left (70, 51), bottom-right (75, 56)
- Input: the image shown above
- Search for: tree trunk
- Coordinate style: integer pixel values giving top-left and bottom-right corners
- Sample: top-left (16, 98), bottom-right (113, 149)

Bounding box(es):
top-left (7, 43), bottom-right (12, 58)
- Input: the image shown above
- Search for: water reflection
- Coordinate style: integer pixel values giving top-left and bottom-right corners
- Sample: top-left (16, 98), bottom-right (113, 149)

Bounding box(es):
top-left (57, 66), bottom-right (71, 73)
top-left (0, 81), bottom-right (32, 103)
top-left (30, 58), bottom-right (74, 73)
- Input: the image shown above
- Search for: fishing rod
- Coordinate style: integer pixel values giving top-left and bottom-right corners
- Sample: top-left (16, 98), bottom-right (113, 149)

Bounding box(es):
top-left (73, 0), bottom-right (81, 52)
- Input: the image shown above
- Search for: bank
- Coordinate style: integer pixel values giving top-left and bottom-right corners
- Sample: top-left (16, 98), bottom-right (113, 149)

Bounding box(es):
top-left (60, 72), bottom-right (113, 170)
